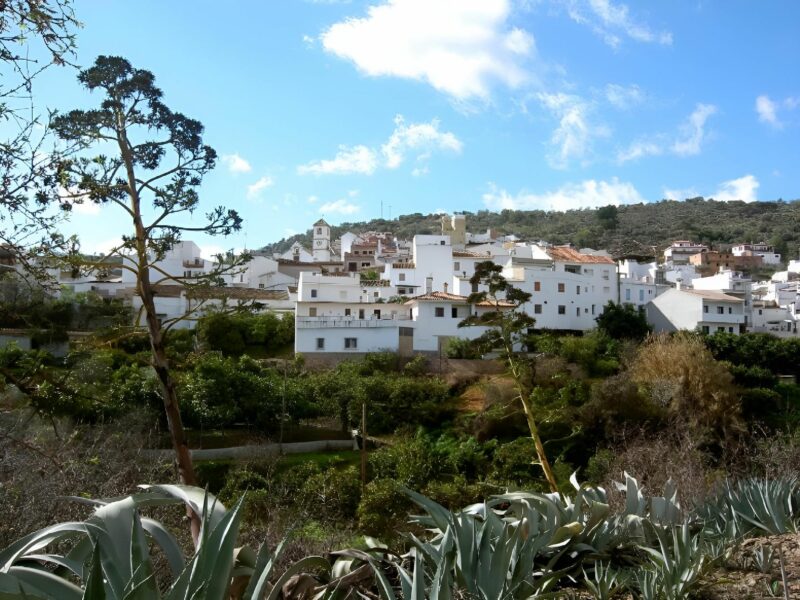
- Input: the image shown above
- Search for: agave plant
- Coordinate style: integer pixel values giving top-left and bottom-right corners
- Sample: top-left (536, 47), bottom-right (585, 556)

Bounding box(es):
top-left (638, 521), bottom-right (708, 600)
top-left (0, 485), bottom-right (395, 600)
top-left (696, 477), bottom-right (800, 538)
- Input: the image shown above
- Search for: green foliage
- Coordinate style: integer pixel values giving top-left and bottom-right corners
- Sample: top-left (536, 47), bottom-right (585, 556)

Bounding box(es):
top-left (704, 332), bottom-right (800, 378)
top-left (357, 478), bottom-right (412, 536)
top-left (197, 311), bottom-right (294, 357)
top-left (181, 354), bottom-right (314, 430)
top-left (444, 336), bottom-right (481, 359)
top-left (489, 438), bottom-right (541, 486)
top-left (595, 301), bottom-right (652, 341)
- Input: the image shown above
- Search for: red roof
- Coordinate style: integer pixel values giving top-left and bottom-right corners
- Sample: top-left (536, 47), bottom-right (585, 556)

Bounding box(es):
top-left (546, 246), bottom-right (615, 264)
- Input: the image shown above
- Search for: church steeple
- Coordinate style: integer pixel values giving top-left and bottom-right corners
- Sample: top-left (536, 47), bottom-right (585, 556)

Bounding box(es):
top-left (312, 219), bottom-right (331, 262)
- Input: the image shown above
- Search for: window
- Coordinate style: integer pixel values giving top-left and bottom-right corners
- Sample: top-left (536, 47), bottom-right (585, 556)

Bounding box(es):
top-left (316, 228), bottom-right (322, 234)
top-left (558, 283), bottom-right (565, 293)
top-left (399, 273), bottom-right (406, 282)
top-left (316, 338), bottom-right (325, 350)
top-left (451, 307), bottom-right (458, 318)
top-left (558, 305), bottom-right (566, 315)
top-left (728, 327), bottom-right (734, 333)
top-left (471, 281), bottom-right (478, 293)
top-left (638, 289), bottom-right (644, 302)
top-left (534, 304), bottom-right (542, 314)
top-left (625, 289), bottom-right (631, 301)
top-left (373, 309), bottom-right (381, 318)
top-left (702, 325), bottom-right (710, 334)
top-left (576, 286), bottom-right (581, 295)
top-left (258, 283), bottom-right (265, 289)
top-left (717, 327), bottom-right (725, 332)
top-left (374, 291), bottom-right (379, 298)
top-left (453, 262), bottom-right (460, 271)
top-left (308, 307), bottom-right (317, 317)
top-left (704, 305), bottom-right (709, 313)
top-left (759, 309), bottom-right (763, 315)
top-left (565, 265), bottom-right (580, 274)
top-left (727, 307), bottom-right (732, 314)
top-left (435, 307), bottom-right (445, 317)
top-left (576, 307), bottom-right (580, 316)
top-left (344, 338), bottom-right (358, 349)
top-left (310, 289), bottom-right (317, 298)
top-left (358, 309), bottom-right (365, 319)
top-left (534, 281), bottom-right (541, 292)
top-left (591, 304), bottom-right (595, 315)
top-left (362, 262), bottom-right (370, 268)
top-left (717, 306), bottom-right (724, 314)
top-left (398, 287), bottom-right (406, 294)
top-left (345, 308), bottom-right (351, 316)
top-left (440, 240), bottom-right (446, 245)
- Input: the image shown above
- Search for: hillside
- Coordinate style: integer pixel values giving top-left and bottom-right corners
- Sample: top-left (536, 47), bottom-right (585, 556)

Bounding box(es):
top-left (262, 198), bottom-right (800, 261)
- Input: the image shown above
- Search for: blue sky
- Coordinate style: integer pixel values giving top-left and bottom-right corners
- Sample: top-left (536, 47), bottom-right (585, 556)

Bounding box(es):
top-left (32, 0), bottom-right (800, 256)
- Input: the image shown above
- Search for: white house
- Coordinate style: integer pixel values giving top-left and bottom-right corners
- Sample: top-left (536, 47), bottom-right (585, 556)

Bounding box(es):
top-left (663, 240), bottom-right (708, 265)
top-left (500, 245), bottom-right (618, 331)
top-left (646, 288), bottom-right (745, 335)
top-left (691, 270), bottom-right (753, 327)
top-left (731, 243), bottom-right (782, 265)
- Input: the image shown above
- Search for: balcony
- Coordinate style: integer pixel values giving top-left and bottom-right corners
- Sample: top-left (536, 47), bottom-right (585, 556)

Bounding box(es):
top-left (297, 315), bottom-right (410, 329)
top-left (182, 259), bottom-right (204, 268)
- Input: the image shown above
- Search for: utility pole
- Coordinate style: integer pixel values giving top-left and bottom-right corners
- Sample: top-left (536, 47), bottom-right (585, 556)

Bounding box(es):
top-left (360, 402), bottom-right (367, 488)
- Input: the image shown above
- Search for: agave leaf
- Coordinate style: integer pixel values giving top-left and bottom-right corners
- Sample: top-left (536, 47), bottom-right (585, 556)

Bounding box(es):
top-left (244, 537), bottom-right (289, 600)
top-left (122, 512), bottom-right (158, 599)
top-left (367, 562), bottom-right (396, 600)
top-left (138, 485), bottom-right (227, 533)
top-left (0, 522), bottom-right (89, 570)
top-left (7, 566), bottom-right (83, 600)
top-left (82, 544), bottom-right (106, 600)
top-left (265, 556), bottom-right (330, 600)
top-left (15, 554), bottom-right (84, 578)
top-left (403, 488), bottom-right (453, 533)
top-left (140, 517), bottom-right (185, 578)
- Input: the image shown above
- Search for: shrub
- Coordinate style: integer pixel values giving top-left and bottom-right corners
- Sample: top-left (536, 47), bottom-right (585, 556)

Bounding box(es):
top-left (445, 337), bottom-right (481, 359)
top-left (489, 438), bottom-right (542, 488)
top-left (630, 333), bottom-right (743, 443)
top-left (357, 478), bottom-right (412, 537)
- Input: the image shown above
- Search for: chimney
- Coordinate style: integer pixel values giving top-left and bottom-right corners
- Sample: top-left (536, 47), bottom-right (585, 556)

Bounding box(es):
top-left (443, 282), bottom-right (448, 293)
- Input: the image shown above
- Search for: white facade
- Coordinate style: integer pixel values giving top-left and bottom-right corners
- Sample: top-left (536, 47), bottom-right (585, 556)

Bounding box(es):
top-left (664, 240), bottom-right (708, 265)
top-left (731, 243), bottom-right (782, 265)
top-left (646, 288), bottom-right (745, 335)
top-left (312, 219), bottom-right (332, 262)
top-left (691, 270), bottom-right (753, 327)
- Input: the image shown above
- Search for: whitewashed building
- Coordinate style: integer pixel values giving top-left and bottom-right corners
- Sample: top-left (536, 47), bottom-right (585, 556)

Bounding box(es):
top-left (646, 288), bottom-right (745, 335)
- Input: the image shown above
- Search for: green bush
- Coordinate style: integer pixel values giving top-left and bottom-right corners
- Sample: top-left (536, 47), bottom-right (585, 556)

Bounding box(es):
top-left (489, 438), bottom-right (542, 487)
top-left (357, 478), bottom-right (412, 537)
top-left (445, 337), bottom-right (481, 359)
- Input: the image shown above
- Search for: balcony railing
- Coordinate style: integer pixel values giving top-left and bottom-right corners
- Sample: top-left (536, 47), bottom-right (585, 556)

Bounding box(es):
top-left (297, 315), bottom-right (410, 328)
top-left (182, 259), bottom-right (204, 268)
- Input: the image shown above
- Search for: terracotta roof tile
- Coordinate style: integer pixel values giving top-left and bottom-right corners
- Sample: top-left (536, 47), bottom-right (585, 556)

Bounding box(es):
top-left (546, 246), bottom-right (616, 264)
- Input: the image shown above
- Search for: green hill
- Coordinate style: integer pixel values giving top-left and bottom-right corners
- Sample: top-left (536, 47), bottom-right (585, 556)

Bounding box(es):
top-left (261, 198), bottom-right (800, 262)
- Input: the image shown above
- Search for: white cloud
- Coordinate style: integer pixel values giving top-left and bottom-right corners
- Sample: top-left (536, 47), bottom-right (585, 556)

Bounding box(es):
top-left (302, 34), bottom-right (316, 47)
top-left (618, 103), bottom-right (716, 163)
top-left (662, 175), bottom-right (759, 204)
top-left (617, 140), bottom-right (662, 163)
top-left (565, 0), bottom-right (672, 48)
top-left (412, 166), bottom-right (429, 177)
top-left (297, 145), bottom-right (378, 176)
top-left (671, 103), bottom-right (716, 156)
top-left (755, 95), bottom-right (780, 127)
top-left (298, 115), bottom-right (461, 175)
top-left (713, 174), bottom-right (759, 203)
top-left (482, 178), bottom-right (646, 212)
top-left (381, 115), bottom-right (462, 168)
top-left (320, 0), bottom-right (535, 100)
top-left (319, 198), bottom-right (361, 215)
top-left (604, 83), bottom-right (644, 109)
top-left (246, 176), bottom-right (274, 200)
top-left (307, 195), bottom-right (319, 204)
top-left (221, 153), bottom-right (252, 174)
top-left (536, 93), bottom-right (608, 169)
top-left (662, 186), bottom-right (698, 201)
